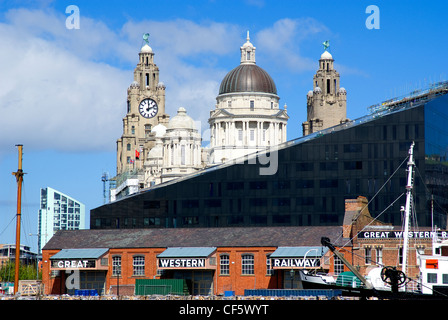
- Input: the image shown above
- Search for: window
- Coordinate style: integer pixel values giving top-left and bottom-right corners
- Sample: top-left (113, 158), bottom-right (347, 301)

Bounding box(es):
top-left (250, 100), bottom-right (254, 111)
top-left (205, 199), bottom-right (221, 207)
top-left (266, 255), bottom-right (274, 275)
top-left (320, 162), bottom-right (338, 171)
top-left (242, 254), bottom-right (254, 275)
top-left (112, 256), bottom-right (121, 276)
top-left (145, 124), bottom-right (151, 137)
top-left (220, 254), bottom-right (230, 275)
top-left (249, 181), bottom-right (267, 189)
top-left (273, 180), bottom-right (290, 189)
top-left (249, 198), bottom-right (267, 206)
top-left (238, 129), bottom-right (243, 141)
top-left (427, 273), bottom-right (437, 284)
top-left (344, 144), bottom-right (362, 153)
top-left (145, 73), bottom-right (149, 86)
top-left (127, 143), bottom-right (131, 151)
top-left (250, 129), bottom-right (255, 141)
top-left (144, 217), bottom-right (160, 226)
top-left (326, 79), bottom-right (330, 94)
top-left (319, 179), bottom-right (338, 188)
top-left (296, 180), bottom-right (314, 189)
top-left (334, 255), bottom-right (344, 275)
top-left (443, 274), bottom-right (448, 284)
top-left (365, 247), bottom-right (372, 264)
top-left (131, 126), bottom-right (135, 135)
top-left (344, 161), bottom-right (363, 170)
top-left (376, 248), bottom-right (383, 265)
top-left (226, 181), bottom-right (244, 190)
top-left (133, 256), bottom-right (145, 276)
top-left (182, 200), bottom-right (199, 208)
top-left (272, 198), bottom-right (290, 206)
top-left (296, 163), bottom-right (314, 171)
top-left (183, 216), bottom-right (198, 225)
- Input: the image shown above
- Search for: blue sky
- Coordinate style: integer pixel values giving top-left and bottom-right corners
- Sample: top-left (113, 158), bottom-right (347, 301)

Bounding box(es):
top-left (1, 0), bottom-right (447, 252)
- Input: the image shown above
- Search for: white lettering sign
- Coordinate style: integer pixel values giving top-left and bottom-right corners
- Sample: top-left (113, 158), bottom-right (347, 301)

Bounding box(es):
top-left (56, 260), bottom-right (89, 269)
top-left (159, 258), bottom-right (206, 268)
top-left (360, 231), bottom-right (448, 239)
top-left (272, 258), bottom-right (320, 269)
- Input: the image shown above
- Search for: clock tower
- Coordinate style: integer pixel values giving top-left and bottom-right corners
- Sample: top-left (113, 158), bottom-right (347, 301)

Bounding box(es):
top-left (116, 36), bottom-right (169, 182)
top-left (302, 43), bottom-right (348, 136)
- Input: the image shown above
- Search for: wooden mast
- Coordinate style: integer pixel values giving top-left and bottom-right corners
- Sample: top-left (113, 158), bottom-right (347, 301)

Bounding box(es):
top-left (12, 144), bottom-right (24, 294)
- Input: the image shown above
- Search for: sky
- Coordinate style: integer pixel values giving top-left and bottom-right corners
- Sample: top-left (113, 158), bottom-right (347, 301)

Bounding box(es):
top-left (1, 0), bottom-right (447, 253)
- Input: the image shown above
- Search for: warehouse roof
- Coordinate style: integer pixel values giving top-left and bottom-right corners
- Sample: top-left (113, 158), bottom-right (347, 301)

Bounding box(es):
top-left (43, 226), bottom-right (345, 250)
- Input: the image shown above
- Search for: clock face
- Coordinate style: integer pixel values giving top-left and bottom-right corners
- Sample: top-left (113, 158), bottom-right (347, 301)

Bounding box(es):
top-left (139, 98), bottom-right (158, 118)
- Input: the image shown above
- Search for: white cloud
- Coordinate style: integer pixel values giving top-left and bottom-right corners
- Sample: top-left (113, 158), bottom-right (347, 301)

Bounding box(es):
top-left (256, 18), bottom-right (329, 72)
top-left (0, 8), bottom-right (132, 155)
top-left (0, 9), bottom-right (334, 158)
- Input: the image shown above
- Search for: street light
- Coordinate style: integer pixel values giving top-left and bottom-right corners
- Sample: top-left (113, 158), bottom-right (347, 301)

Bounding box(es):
top-left (289, 269), bottom-right (295, 289)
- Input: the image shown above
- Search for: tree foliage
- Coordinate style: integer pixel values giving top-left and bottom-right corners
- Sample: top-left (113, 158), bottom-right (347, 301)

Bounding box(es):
top-left (0, 261), bottom-right (41, 282)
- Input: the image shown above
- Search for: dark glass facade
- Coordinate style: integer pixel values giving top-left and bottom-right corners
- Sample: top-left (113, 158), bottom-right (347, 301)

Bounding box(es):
top-left (91, 94), bottom-right (448, 230)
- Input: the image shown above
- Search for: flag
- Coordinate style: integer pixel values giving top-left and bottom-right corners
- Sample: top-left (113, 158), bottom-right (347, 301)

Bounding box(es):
top-left (135, 149), bottom-right (140, 159)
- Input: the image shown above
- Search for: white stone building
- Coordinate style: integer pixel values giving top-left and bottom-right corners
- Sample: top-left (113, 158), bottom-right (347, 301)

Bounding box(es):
top-left (208, 32), bottom-right (288, 164)
top-left (111, 33), bottom-right (291, 200)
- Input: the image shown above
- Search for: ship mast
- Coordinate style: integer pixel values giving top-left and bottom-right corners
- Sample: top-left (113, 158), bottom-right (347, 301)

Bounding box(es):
top-left (402, 141), bottom-right (415, 280)
top-left (12, 144), bottom-right (25, 294)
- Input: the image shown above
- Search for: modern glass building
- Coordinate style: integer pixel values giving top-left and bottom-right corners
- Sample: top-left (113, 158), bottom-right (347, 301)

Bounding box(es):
top-left (90, 84), bottom-right (448, 231)
top-left (38, 187), bottom-right (86, 253)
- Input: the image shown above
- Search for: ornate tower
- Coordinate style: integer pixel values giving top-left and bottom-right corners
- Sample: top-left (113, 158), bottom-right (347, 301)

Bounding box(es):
top-left (302, 43), bottom-right (347, 136)
top-left (209, 32), bottom-right (288, 164)
top-left (113, 35), bottom-right (169, 200)
top-left (116, 36), bottom-right (169, 176)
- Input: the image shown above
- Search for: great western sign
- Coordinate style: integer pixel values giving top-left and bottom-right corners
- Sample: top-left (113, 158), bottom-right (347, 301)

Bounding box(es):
top-left (158, 258), bottom-right (206, 269)
top-left (272, 258), bottom-right (320, 269)
top-left (359, 230), bottom-right (448, 239)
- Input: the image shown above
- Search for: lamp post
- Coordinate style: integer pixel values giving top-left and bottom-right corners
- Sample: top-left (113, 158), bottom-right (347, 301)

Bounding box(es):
top-left (289, 269), bottom-right (295, 289)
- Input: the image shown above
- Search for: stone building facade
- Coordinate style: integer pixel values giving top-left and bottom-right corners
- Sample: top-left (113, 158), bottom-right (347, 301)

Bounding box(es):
top-left (302, 49), bottom-right (348, 135)
top-left (208, 32), bottom-right (288, 164)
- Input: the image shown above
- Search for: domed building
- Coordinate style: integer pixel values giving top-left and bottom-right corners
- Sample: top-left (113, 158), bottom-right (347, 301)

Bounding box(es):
top-left (159, 107), bottom-right (202, 182)
top-left (208, 32), bottom-right (289, 164)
